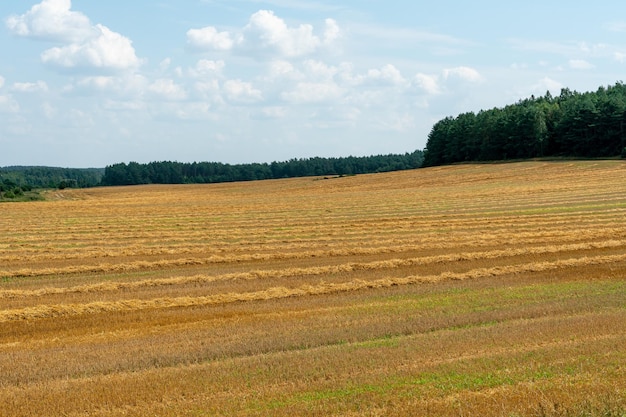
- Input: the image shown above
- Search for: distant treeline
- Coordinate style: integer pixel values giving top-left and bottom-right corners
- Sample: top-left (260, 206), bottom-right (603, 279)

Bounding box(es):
top-left (0, 166), bottom-right (104, 190)
top-left (101, 151), bottom-right (424, 186)
top-left (423, 82), bottom-right (626, 167)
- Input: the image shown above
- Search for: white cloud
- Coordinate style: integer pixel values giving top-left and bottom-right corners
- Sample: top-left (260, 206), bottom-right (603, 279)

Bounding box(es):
top-left (42, 102), bottom-right (57, 119)
top-left (75, 76), bottom-right (116, 91)
top-left (11, 81), bottom-right (49, 93)
top-left (413, 73), bottom-right (441, 95)
top-left (323, 18), bottom-right (340, 44)
top-left (281, 81), bottom-right (343, 103)
top-left (244, 10), bottom-right (320, 57)
top-left (5, 0), bottom-right (94, 42)
top-left (188, 59), bottom-right (226, 78)
top-left (8, 0), bottom-right (141, 73)
top-left (41, 24), bottom-right (141, 72)
top-left (569, 59), bottom-right (595, 70)
top-left (72, 74), bottom-right (148, 97)
top-left (173, 102), bottom-right (216, 121)
top-left (194, 80), bottom-right (220, 97)
top-left (302, 60), bottom-right (338, 81)
top-left (159, 58), bottom-right (172, 71)
top-left (334, 63), bottom-right (409, 88)
top-left (148, 79), bottom-right (188, 101)
top-left (0, 76), bottom-right (20, 113)
top-left (188, 10), bottom-right (340, 60)
top-left (187, 26), bottom-right (236, 51)
top-left (223, 79), bottom-right (263, 103)
top-left (103, 99), bottom-right (145, 112)
top-left (443, 66), bottom-right (482, 82)
top-left (252, 106), bottom-right (287, 119)
top-left (531, 77), bottom-right (563, 96)
top-left (266, 60), bottom-right (302, 81)
top-left (0, 95), bottom-right (20, 113)
top-left (365, 64), bottom-right (407, 86)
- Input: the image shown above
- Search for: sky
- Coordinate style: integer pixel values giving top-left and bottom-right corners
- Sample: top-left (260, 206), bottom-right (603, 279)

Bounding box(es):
top-left (1, 1), bottom-right (626, 168)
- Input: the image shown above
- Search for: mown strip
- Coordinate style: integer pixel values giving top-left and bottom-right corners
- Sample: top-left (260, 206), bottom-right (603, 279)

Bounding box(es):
top-left (3, 253), bottom-right (626, 322)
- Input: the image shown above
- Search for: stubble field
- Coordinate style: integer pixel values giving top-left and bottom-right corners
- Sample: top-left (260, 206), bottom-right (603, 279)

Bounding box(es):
top-left (1, 161), bottom-right (626, 416)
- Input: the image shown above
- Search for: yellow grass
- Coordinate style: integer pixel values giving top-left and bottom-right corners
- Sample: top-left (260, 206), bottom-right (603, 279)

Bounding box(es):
top-left (1, 160), bottom-right (626, 416)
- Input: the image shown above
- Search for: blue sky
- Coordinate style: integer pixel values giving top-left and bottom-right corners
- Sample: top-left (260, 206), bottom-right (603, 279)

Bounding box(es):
top-left (1, 1), bottom-right (625, 167)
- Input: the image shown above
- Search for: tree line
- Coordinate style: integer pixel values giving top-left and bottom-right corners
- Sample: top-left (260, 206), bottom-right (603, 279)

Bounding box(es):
top-left (100, 151), bottom-right (424, 186)
top-left (0, 167), bottom-right (104, 199)
top-left (423, 82), bottom-right (626, 166)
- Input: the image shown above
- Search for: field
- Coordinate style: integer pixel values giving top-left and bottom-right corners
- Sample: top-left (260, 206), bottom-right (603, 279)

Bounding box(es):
top-left (1, 161), bottom-right (626, 416)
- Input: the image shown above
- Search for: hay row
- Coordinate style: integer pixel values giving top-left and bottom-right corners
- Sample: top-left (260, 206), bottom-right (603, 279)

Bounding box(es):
top-left (2, 224), bottom-right (625, 266)
top-left (2, 239), bottom-right (625, 299)
top-left (5, 208), bottom-right (626, 239)
top-left (4, 203), bottom-right (625, 237)
top-left (3, 252), bottom-right (626, 322)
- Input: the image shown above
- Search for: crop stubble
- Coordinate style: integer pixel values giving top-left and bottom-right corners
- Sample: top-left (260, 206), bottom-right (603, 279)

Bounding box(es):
top-left (1, 161), bottom-right (626, 416)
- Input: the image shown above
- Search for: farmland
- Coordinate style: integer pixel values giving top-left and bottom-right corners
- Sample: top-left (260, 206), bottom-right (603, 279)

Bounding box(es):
top-left (1, 160), bottom-right (626, 416)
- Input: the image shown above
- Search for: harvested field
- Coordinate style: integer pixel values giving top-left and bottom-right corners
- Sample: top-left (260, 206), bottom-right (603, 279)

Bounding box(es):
top-left (1, 160), bottom-right (626, 416)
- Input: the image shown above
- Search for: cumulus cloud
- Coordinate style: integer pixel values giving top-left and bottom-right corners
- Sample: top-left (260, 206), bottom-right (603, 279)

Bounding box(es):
top-left (187, 59), bottom-right (226, 78)
top-left (0, 94), bottom-right (20, 115)
top-left (41, 24), bottom-right (141, 72)
top-left (281, 81), bottom-right (343, 103)
top-left (413, 73), bottom-right (441, 95)
top-left (11, 81), bottom-right (49, 93)
top-left (246, 10), bottom-right (315, 57)
top-left (7, 0), bottom-right (141, 73)
top-left (223, 79), bottom-right (263, 103)
top-left (339, 64), bottom-right (407, 88)
top-left (187, 26), bottom-right (236, 51)
top-left (187, 10), bottom-right (340, 59)
top-left (323, 18), bottom-right (340, 44)
top-left (0, 97), bottom-right (20, 113)
top-left (302, 60), bottom-right (338, 81)
top-left (443, 66), bottom-right (482, 82)
top-left (266, 60), bottom-right (303, 81)
top-left (194, 80), bottom-right (222, 102)
top-left (5, 0), bottom-right (94, 42)
top-left (364, 64), bottom-right (407, 86)
top-left (148, 79), bottom-right (188, 101)
top-left (186, 61), bottom-right (225, 103)
top-left (179, 103), bottom-right (220, 121)
top-left (0, 76), bottom-right (19, 113)
top-left (70, 74), bottom-right (149, 100)
top-left (159, 58), bottom-right (172, 71)
top-left (531, 77), bottom-right (563, 96)
top-left (257, 106), bottom-right (287, 119)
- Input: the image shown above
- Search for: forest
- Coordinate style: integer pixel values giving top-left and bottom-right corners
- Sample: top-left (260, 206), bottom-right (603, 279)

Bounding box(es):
top-left (422, 81), bottom-right (626, 166)
top-left (0, 153), bottom-right (423, 194)
top-left (0, 167), bottom-right (104, 200)
top-left (0, 166), bottom-right (104, 189)
top-left (100, 151), bottom-right (424, 186)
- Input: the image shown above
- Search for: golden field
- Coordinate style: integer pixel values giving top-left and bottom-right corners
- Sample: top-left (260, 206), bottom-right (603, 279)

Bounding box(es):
top-left (1, 161), bottom-right (626, 416)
